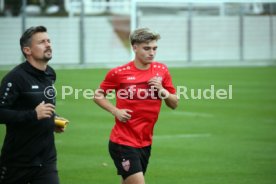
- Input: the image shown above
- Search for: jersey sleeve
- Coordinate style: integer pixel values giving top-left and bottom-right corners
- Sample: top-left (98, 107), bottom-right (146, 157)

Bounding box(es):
top-left (99, 68), bottom-right (119, 94)
top-left (0, 73), bottom-right (37, 124)
top-left (162, 68), bottom-right (176, 94)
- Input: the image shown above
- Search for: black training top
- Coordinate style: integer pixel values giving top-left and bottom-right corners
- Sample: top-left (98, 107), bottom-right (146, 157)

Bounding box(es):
top-left (0, 61), bottom-right (57, 167)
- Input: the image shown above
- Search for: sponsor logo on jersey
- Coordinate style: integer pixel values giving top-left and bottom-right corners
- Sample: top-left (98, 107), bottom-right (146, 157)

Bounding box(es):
top-left (127, 76), bottom-right (136, 80)
top-left (32, 85), bottom-right (39, 89)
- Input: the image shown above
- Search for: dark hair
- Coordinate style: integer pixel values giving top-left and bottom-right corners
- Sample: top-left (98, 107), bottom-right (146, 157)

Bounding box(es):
top-left (20, 26), bottom-right (47, 58)
top-left (130, 27), bottom-right (161, 45)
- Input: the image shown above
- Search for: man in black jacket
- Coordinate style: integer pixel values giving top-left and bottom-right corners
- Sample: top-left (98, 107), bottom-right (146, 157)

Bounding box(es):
top-left (0, 26), bottom-right (64, 184)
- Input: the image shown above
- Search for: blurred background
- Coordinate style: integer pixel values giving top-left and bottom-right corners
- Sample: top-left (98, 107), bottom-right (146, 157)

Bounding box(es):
top-left (0, 0), bottom-right (275, 67)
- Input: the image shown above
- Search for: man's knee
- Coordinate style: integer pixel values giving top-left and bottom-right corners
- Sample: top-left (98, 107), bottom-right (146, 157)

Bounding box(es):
top-left (123, 172), bottom-right (145, 184)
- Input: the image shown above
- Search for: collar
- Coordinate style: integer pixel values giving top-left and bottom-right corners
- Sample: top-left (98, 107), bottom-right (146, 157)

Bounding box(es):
top-left (22, 61), bottom-right (53, 78)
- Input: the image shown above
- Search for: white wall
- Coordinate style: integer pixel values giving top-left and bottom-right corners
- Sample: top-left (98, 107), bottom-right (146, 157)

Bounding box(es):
top-left (0, 16), bottom-right (275, 67)
top-left (139, 16), bottom-right (188, 63)
top-left (244, 17), bottom-right (270, 60)
top-left (140, 16), bottom-right (275, 63)
top-left (0, 18), bottom-right (22, 65)
top-left (0, 17), bottom-right (129, 66)
top-left (85, 17), bottom-right (130, 64)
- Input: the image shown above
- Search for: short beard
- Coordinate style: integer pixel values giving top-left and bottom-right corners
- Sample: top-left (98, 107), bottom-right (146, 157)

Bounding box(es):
top-left (37, 56), bottom-right (51, 64)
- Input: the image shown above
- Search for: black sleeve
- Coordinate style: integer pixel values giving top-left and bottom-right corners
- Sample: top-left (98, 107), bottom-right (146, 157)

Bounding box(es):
top-left (0, 74), bottom-right (37, 124)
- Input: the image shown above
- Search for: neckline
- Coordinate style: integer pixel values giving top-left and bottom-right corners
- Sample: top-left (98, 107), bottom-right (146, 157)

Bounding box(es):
top-left (132, 61), bottom-right (152, 71)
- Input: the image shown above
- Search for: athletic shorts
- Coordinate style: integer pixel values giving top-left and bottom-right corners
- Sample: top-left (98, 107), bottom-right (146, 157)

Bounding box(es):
top-left (108, 141), bottom-right (151, 180)
top-left (0, 164), bottom-right (59, 184)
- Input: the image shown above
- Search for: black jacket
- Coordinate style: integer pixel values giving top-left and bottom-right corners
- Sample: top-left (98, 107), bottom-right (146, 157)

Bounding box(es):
top-left (0, 61), bottom-right (57, 167)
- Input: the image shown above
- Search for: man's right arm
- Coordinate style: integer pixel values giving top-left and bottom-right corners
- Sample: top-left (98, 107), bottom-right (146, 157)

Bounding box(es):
top-left (93, 89), bottom-right (132, 123)
top-left (0, 76), bottom-right (55, 124)
top-left (0, 74), bottom-right (37, 124)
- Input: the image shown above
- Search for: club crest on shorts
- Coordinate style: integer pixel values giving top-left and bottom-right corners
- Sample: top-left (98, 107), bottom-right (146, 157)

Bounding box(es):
top-left (122, 159), bottom-right (130, 172)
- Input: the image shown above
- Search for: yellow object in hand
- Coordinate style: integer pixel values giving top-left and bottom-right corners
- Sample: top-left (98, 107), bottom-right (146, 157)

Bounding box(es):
top-left (54, 117), bottom-right (69, 128)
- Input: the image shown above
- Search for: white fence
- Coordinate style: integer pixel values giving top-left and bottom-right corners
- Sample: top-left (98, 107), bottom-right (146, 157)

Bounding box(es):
top-left (65, 0), bottom-right (131, 15)
top-left (0, 17), bottom-right (130, 66)
top-left (0, 15), bottom-right (275, 67)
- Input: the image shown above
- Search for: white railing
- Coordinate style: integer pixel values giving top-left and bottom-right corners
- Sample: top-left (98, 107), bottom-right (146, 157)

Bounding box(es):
top-left (65, 0), bottom-right (131, 15)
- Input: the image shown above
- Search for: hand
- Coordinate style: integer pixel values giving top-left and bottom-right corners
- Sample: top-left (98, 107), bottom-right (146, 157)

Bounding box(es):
top-left (35, 101), bottom-right (55, 120)
top-left (54, 126), bottom-right (65, 133)
top-left (148, 77), bottom-right (163, 91)
top-left (112, 109), bottom-right (133, 123)
top-left (54, 116), bottom-right (68, 133)
top-left (148, 77), bottom-right (170, 98)
top-left (54, 116), bottom-right (69, 127)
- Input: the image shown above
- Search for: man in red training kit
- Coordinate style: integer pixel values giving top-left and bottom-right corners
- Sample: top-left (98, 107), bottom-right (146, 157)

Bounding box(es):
top-left (93, 27), bottom-right (178, 184)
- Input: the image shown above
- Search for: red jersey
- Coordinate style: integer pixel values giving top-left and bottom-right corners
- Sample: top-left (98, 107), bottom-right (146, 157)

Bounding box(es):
top-left (100, 61), bottom-right (176, 148)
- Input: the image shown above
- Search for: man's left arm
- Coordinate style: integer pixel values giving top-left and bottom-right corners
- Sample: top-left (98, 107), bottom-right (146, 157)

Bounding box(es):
top-left (159, 89), bottom-right (178, 109)
top-left (148, 78), bottom-right (178, 109)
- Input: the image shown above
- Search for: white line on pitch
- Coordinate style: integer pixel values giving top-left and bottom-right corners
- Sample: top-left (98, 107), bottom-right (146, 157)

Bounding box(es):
top-left (164, 111), bottom-right (214, 118)
top-left (154, 133), bottom-right (211, 139)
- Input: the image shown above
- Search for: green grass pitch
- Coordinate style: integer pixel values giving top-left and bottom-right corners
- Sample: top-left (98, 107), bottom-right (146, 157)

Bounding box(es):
top-left (0, 66), bottom-right (276, 184)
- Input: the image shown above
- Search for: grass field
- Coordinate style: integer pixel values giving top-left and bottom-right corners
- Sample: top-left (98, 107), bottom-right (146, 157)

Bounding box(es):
top-left (0, 66), bottom-right (276, 184)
